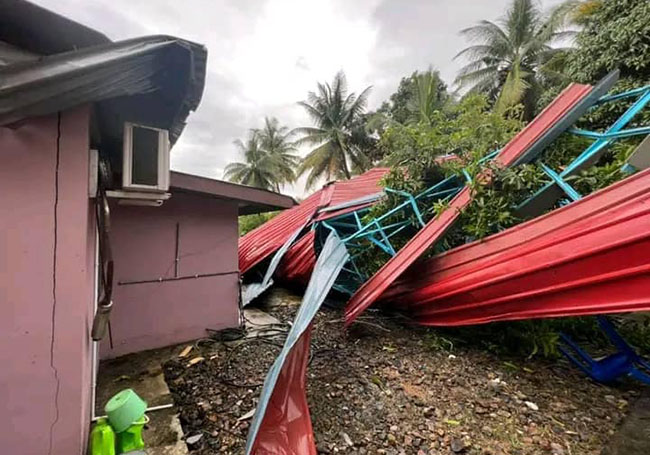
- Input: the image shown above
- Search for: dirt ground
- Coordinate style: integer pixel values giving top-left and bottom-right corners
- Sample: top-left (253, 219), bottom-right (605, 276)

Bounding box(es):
top-left (164, 288), bottom-right (644, 455)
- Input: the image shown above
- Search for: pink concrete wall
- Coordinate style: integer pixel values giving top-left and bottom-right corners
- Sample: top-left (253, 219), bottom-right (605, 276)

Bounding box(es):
top-left (101, 192), bottom-right (240, 358)
top-left (0, 106), bottom-right (95, 455)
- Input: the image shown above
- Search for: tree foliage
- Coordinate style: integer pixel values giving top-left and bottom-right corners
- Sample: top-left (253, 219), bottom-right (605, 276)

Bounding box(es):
top-left (566, 0), bottom-right (650, 83)
top-left (256, 117), bottom-right (300, 187)
top-left (378, 69), bottom-right (450, 125)
top-left (295, 71), bottom-right (373, 188)
top-left (224, 117), bottom-right (298, 192)
top-left (224, 132), bottom-right (278, 191)
top-left (379, 94), bottom-right (523, 191)
top-left (238, 211), bottom-right (278, 237)
top-left (455, 0), bottom-right (574, 120)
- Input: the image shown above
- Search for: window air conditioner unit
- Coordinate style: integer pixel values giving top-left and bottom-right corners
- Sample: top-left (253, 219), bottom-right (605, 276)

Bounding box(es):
top-left (122, 122), bottom-right (170, 192)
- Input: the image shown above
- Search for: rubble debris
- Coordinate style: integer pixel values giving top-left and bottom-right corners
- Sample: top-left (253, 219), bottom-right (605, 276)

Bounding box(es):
top-left (164, 288), bottom-right (642, 455)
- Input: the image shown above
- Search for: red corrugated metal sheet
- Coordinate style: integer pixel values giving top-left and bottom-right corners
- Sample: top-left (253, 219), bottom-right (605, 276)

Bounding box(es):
top-left (345, 83), bottom-right (595, 324)
top-left (239, 190), bottom-right (322, 274)
top-left (378, 169), bottom-right (650, 325)
top-left (239, 168), bottom-right (389, 275)
top-left (326, 167), bottom-right (388, 208)
top-left (248, 330), bottom-right (316, 455)
top-left (387, 162), bottom-right (650, 290)
top-left (276, 230), bottom-right (316, 285)
top-left (315, 167), bottom-right (389, 221)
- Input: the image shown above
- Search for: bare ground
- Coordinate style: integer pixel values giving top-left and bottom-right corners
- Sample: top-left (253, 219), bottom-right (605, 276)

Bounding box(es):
top-left (164, 288), bottom-right (643, 455)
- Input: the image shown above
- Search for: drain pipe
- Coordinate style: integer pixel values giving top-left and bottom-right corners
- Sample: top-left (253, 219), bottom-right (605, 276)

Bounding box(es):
top-left (92, 192), bottom-right (114, 341)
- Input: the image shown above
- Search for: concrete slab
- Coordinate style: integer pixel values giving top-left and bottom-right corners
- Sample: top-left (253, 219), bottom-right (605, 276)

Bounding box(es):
top-left (95, 345), bottom-right (189, 455)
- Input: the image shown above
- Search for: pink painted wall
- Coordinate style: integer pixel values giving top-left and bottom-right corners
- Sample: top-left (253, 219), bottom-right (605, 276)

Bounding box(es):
top-left (0, 106), bottom-right (95, 455)
top-left (101, 192), bottom-right (240, 359)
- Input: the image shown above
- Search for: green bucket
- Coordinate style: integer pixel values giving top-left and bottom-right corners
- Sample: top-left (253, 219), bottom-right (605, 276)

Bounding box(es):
top-left (105, 389), bottom-right (147, 433)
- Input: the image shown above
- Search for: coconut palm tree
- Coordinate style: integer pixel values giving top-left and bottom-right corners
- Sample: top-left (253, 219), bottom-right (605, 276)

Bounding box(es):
top-left (224, 132), bottom-right (277, 191)
top-left (454, 0), bottom-right (574, 119)
top-left (256, 117), bottom-right (299, 188)
top-left (407, 69), bottom-right (450, 124)
top-left (295, 71), bottom-right (372, 188)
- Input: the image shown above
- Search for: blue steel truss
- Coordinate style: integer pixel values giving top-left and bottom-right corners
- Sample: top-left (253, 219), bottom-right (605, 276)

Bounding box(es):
top-left (316, 84), bottom-right (650, 295)
top-left (317, 175), bottom-right (465, 293)
top-left (518, 84), bottom-right (650, 212)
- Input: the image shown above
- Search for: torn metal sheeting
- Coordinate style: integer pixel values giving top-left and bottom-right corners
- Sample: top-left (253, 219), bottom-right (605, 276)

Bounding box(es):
top-left (239, 168), bottom-right (388, 276)
top-left (242, 222), bottom-right (309, 306)
top-left (245, 233), bottom-right (349, 455)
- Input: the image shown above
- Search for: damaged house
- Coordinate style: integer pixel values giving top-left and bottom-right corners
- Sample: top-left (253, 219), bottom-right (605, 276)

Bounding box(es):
top-left (0, 1), bottom-right (293, 454)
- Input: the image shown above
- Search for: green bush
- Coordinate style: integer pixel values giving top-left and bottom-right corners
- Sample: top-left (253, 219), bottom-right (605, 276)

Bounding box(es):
top-left (424, 314), bottom-right (650, 359)
top-left (238, 211), bottom-right (278, 237)
top-left (566, 0), bottom-right (650, 85)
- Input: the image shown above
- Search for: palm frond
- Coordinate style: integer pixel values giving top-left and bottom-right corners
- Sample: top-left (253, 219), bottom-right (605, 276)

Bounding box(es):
top-left (455, 65), bottom-right (501, 88)
top-left (495, 58), bottom-right (530, 112)
top-left (459, 20), bottom-right (511, 48)
top-left (297, 70), bottom-right (373, 186)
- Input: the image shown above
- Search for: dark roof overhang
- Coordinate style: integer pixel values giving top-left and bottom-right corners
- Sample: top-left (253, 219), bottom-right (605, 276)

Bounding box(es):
top-left (0, 35), bottom-right (207, 147)
top-left (0, 0), bottom-right (110, 56)
top-left (170, 171), bottom-right (296, 215)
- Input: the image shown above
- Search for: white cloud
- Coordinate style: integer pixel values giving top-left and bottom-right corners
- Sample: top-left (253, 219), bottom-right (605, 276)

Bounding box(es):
top-left (32, 0), bottom-right (564, 197)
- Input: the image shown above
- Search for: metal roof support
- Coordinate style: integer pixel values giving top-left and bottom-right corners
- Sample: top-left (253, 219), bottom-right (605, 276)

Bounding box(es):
top-left (518, 85), bottom-right (650, 215)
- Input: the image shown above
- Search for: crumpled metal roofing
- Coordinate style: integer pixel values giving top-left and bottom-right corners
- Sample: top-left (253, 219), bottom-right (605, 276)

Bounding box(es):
top-left (379, 168), bottom-right (650, 325)
top-left (245, 232), bottom-right (348, 455)
top-left (344, 75), bottom-right (619, 325)
top-left (0, 35), bottom-right (207, 144)
top-left (241, 222), bottom-right (309, 306)
top-left (239, 168), bottom-right (389, 275)
top-left (275, 230), bottom-right (317, 286)
top-left (321, 167), bottom-right (390, 209)
top-left (239, 191), bottom-right (323, 275)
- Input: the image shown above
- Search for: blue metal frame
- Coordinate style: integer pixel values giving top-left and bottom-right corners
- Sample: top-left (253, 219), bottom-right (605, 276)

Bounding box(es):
top-left (319, 84), bottom-right (650, 295)
top-left (519, 85), bottom-right (650, 212)
top-left (559, 316), bottom-right (650, 385)
top-left (315, 173), bottom-right (467, 294)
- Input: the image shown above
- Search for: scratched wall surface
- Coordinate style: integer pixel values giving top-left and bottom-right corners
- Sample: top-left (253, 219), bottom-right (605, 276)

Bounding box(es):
top-left (101, 192), bottom-right (240, 359)
top-left (0, 106), bottom-right (95, 455)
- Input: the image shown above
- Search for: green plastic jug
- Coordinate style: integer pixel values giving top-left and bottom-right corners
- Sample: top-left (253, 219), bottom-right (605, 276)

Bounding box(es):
top-left (89, 418), bottom-right (116, 455)
top-left (115, 415), bottom-right (148, 454)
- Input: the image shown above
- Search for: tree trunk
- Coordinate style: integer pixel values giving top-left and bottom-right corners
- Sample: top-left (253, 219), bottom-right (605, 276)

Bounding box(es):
top-left (338, 140), bottom-right (352, 179)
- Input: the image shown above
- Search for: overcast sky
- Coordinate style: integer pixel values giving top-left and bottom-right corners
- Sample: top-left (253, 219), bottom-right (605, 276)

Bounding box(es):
top-left (34, 0), bottom-right (562, 196)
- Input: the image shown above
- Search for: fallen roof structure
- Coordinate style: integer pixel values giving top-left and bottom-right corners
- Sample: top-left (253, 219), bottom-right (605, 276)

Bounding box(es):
top-left (344, 71), bottom-right (620, 324)
top-left (242, 74), bottom-right (650, 454)
top-left (239, 167), bottom-right (389, 275)
top-left (380, 167), bottom-right (650, 325)
top-left (275, 230), bottom-right (317, 285)
top-left (245, 232), bottom-right (349, 455)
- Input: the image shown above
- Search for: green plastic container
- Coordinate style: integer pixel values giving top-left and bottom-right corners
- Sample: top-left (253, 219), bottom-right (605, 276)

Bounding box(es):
top-left (105, 389), bottom-right (147, 433)
top-left (116, 415), bottom-right (148, 454)
top-left (89, 418), bottom-right (116, 455)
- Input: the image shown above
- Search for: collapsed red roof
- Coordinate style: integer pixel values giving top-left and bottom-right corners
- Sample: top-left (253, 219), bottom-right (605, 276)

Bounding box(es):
top-left (239, 167), bottom-right (389, 275)
top-left (379, 167), bottom-right (650, 325)
top-left (344, 82), bottom-right (602, 324)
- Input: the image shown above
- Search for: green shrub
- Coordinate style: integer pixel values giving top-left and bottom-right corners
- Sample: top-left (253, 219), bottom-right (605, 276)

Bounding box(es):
top-left (238, 211), bottom-right (278, 237)
top-left (424, 314), bottom-right (650, 359)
